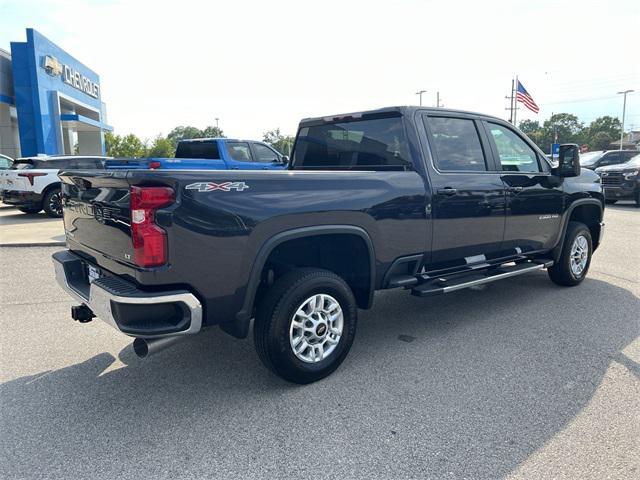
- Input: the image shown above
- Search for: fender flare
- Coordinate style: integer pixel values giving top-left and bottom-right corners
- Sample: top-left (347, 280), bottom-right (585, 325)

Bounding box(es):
top-left (552, 198), bottom-right (603, 261)
top-left (235, 225), bottom-right (376, 324)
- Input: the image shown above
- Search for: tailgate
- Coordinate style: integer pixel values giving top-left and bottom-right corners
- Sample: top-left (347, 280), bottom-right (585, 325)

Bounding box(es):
top-left (0, 170), bottom-right (30, 191)
top-left (59, 170), bottom-right (136, 265)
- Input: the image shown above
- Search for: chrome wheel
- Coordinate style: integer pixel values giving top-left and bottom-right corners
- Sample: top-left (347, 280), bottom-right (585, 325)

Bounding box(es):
top-left (289, 294), bottom-right (343, 363)
top-left (570, 234), bottom-right (589, 277)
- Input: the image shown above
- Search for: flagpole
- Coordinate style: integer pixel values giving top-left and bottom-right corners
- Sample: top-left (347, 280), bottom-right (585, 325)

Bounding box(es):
top-left (513, 75), bottom-right (518, 127)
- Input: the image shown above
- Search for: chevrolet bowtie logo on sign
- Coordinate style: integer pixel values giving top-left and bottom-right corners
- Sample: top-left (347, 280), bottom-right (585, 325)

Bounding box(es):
top-left (43, 55), bottom-right (63, 77)
top-left (186, 182), bottom-right (250, 192)
top-left (41, 54), bottom-right (100, 99)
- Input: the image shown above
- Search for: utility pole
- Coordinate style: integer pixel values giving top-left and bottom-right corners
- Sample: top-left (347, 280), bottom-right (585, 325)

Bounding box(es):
top-left (513, 75), bottom-right (518, 127)
top-left (505, 78), bottom-right (515, 123)
top-left (617, 90), bottom-right (634, 151)
top-left (415, 90), bottom-right (427, 106)
top-left (436, 91), bottom-right (443, 108)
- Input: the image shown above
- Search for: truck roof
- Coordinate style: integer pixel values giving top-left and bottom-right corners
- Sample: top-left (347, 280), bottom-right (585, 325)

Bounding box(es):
top-left (178, 137), bottom-right (260, 143)
top-left (299, 106), bottom-right (507, 127)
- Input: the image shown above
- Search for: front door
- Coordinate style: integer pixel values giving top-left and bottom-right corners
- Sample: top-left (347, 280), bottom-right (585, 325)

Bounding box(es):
top-left (422, 114), bottom-right (506, 268)
top-left (483, 121), bottom-right (563, 253)
top-left (225, 141), bottom-right (263, 170)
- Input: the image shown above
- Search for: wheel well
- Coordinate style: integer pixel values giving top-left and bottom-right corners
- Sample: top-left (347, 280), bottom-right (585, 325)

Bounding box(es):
top-left (569, 203), bottom-right (602, 249)
top-left (257, 233), bottom-right (372, 309)
top-left (41, 182), bottom-right (61, 197)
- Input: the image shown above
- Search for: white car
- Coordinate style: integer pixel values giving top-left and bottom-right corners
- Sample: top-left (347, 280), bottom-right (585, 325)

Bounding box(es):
top-left (0, 156), bottom-right (108, 217)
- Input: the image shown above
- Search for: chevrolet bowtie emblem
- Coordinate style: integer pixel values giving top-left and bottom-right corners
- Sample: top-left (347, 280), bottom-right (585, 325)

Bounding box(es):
top-left (43, 55), bottom-right (63, 77)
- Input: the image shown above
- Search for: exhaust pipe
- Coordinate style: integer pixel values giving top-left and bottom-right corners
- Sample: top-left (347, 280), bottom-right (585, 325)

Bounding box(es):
top-left (133, 336), bottom-right (184, 358)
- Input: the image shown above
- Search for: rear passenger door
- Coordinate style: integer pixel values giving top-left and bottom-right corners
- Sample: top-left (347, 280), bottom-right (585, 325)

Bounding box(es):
top-left (422, 113), bottom-right (506, 268)
top-left (224, 141), bottom-right (262, 170)
top-left (483, 121), bottom-right (563, 253)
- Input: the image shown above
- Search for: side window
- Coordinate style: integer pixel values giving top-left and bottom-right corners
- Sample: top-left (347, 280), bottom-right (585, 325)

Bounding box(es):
top-left (253, 143), bottom-right (279, 162)
top-left (488, 123), bottom-right (540, 172)
top-left (600, 152), bottom-right (620, 166)
top-left (426, 117), bottom-right (487, 171)
top-left (226, 142), bottom-right (253, 162)
top-left (70, 158), bottom-right (102, 169)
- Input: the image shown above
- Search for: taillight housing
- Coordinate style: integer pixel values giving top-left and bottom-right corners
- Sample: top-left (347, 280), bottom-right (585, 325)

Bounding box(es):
top-left (130, 186), bottom-right (175, 267)
top-left (18, 172), bottom-right (47, 186)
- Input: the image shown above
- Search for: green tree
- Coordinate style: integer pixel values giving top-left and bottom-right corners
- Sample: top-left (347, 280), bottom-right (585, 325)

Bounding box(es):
top-left (584, 116), bottom-right (621, 149)
top-left (147, 135), bottom-right (175, 157)
top-left (167, 125), bottom-right (225, 148)
top-left (201, 126), bottom-right (225, 138)
top-left (518, 120), bottom-right (540, 136)
top-left (263, 128), bottom-right (295, 156)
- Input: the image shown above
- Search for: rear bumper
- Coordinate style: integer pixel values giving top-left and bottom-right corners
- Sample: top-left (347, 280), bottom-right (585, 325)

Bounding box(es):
top-left (52, 250), bottom-right (202, 338)
top-left (0, 190), bottom-right (42, 207)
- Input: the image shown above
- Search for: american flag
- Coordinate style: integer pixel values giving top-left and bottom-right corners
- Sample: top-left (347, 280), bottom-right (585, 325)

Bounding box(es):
top-left (516, 80), bottom-right (540, 113)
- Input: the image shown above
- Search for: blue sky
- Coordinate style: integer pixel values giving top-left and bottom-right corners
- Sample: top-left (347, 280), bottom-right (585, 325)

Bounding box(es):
top-left (1, 0), bottom-right (638, 139)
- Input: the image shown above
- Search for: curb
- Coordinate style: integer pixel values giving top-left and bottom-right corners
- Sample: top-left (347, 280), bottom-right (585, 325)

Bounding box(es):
top-left (0, 242), bottom-right (66, 247)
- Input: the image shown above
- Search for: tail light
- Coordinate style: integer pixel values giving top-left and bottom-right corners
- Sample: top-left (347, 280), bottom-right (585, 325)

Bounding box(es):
top-left (18, 172), bottom-right (47, 186)
top-left (130, 186), bottom-right (175, 267)
top-left (149, 161), bottom-right (161, 169)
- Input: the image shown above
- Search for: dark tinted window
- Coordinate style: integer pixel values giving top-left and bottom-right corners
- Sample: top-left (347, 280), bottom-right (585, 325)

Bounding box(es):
top-left (426, 117), bottom-right (487, 171)
top-left (226, 142), bottom-right (254, 161)
top-left (68, 158), bottom-right (104, 169)
top-left (253, 143), bottom-right (279, 162)
top-left (488, 123), bottom-right (539, 172)
top-left (292, 116), bottom-right (410, 170)
top-left (600, 152), bottom-right (621, 166)
top-left (175, 141), bottom-right (221, 159)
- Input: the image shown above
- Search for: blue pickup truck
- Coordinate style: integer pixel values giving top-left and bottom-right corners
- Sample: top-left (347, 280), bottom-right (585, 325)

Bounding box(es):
top-left (106, 138), bottom-right (288, 170)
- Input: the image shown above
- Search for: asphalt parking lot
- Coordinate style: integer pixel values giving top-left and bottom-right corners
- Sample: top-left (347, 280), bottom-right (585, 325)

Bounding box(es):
top-left (1, 204), bottom-right (638, 480)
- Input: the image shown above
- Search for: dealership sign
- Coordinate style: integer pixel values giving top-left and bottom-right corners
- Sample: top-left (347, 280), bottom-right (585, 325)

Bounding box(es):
top-left (43, 55), bottom-right (100, 99)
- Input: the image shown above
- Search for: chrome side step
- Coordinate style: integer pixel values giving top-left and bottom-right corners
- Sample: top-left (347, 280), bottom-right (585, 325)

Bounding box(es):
top-left (411, 259), bottom-right (553, 297)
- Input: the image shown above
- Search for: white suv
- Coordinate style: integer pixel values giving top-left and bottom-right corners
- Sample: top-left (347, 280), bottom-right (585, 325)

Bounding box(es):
top-left (0, 156), bottom-right (108, 217)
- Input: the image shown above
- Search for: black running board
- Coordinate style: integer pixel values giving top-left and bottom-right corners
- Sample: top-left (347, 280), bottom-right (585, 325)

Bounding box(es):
top-left (411, 259), bottom-right (554, 297)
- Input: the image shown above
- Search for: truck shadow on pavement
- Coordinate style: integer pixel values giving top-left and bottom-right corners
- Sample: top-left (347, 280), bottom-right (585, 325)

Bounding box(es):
top-left (1, 273), bottom-right (638, 479)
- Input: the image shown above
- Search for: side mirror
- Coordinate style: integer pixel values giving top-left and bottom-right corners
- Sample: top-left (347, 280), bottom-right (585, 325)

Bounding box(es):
top-left (280, 155), bottom-right (289, 166)
top-left (557, 144), bottom-right (581, 177)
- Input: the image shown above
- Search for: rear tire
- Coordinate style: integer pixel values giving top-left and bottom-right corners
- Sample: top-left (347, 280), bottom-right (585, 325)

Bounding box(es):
top-left (19, 206), bottom-right (41, 214)
top-left (548, 222), bottom-right (592, 286)
top-left (43, 187), bottom-right (62, 218)
top-left (253, 268), bottom-right (357, 384)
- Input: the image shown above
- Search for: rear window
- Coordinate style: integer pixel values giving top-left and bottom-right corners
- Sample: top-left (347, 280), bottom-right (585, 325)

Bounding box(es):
top-left (175, 141), bottom-right (221, 159)
top-left (292, 115), bottom-right (411, 170)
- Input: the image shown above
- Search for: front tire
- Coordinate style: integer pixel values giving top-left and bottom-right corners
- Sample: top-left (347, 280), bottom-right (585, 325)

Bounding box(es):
top-left (253, 268), bottom-right (357, 384)
top-left (548, 222), bottom-right (593, 286)
top-left (43, 187), bottom-right (62, 218)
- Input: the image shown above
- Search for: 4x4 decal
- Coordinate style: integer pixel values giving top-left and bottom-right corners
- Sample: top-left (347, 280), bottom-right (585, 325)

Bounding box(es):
top-left (185, 182), bottom-right (250, 192)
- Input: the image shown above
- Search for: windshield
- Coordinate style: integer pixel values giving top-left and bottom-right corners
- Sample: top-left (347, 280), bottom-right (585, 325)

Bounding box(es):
top-left (579, 151), bottom-right (604, 166)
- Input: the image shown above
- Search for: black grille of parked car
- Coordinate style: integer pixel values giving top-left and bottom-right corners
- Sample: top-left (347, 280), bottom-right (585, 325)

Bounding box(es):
top-left (601, 173), bottom-right (623, 186)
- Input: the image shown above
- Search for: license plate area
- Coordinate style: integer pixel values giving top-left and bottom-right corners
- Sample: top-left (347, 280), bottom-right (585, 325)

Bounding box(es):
top-left (86, 264), bottom-right (102, 283)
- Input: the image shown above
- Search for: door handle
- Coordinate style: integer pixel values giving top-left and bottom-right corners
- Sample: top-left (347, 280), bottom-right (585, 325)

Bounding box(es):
top-left (437, 188), bottom-right (458, 196)
top-left (262, 167), bottom-right (269, 170)
top-left (231, 166), bottom-right (240, 170)
top-left (506, 186), bottom-right (524, 192)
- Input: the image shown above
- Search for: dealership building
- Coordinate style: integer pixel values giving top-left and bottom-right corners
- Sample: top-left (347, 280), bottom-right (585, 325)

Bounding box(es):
top-left (0, 29), bottom-right (111, 159)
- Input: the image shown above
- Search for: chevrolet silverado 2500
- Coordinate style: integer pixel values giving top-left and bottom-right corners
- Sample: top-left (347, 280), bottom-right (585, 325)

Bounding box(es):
top-left (52, 107), bottom-right (605, 383)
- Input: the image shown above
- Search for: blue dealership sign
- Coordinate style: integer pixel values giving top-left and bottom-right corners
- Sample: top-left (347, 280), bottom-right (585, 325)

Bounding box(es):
top-left (551, 143), bottom-right (560, 158)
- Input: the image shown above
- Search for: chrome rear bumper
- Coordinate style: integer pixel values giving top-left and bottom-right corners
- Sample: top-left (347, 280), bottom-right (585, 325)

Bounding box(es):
top-left (53, 250), bottom-right (202, 338)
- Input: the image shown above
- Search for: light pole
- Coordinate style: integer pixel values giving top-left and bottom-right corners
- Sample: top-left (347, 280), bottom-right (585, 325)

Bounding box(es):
top-left (617, 90), bottom-right (634, 151)
top-left (215, 117), bottom-right (220, 129)
top-left (415, 90), bottom-right (427, 106)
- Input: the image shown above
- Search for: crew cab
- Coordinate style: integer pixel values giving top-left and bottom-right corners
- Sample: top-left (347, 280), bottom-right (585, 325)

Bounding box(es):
top-left (105, 138), bottom-right (288, 171)
top-left (595, 153), bottom-right (640, 206)
top-left (53, 107), bottom-right (605, 383)
top-left (0, 156), bottom-right (108, 217)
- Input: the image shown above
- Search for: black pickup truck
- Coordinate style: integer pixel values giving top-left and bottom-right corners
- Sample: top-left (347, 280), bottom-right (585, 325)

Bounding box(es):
top-left (53, 107), bottom-right (605, 383)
